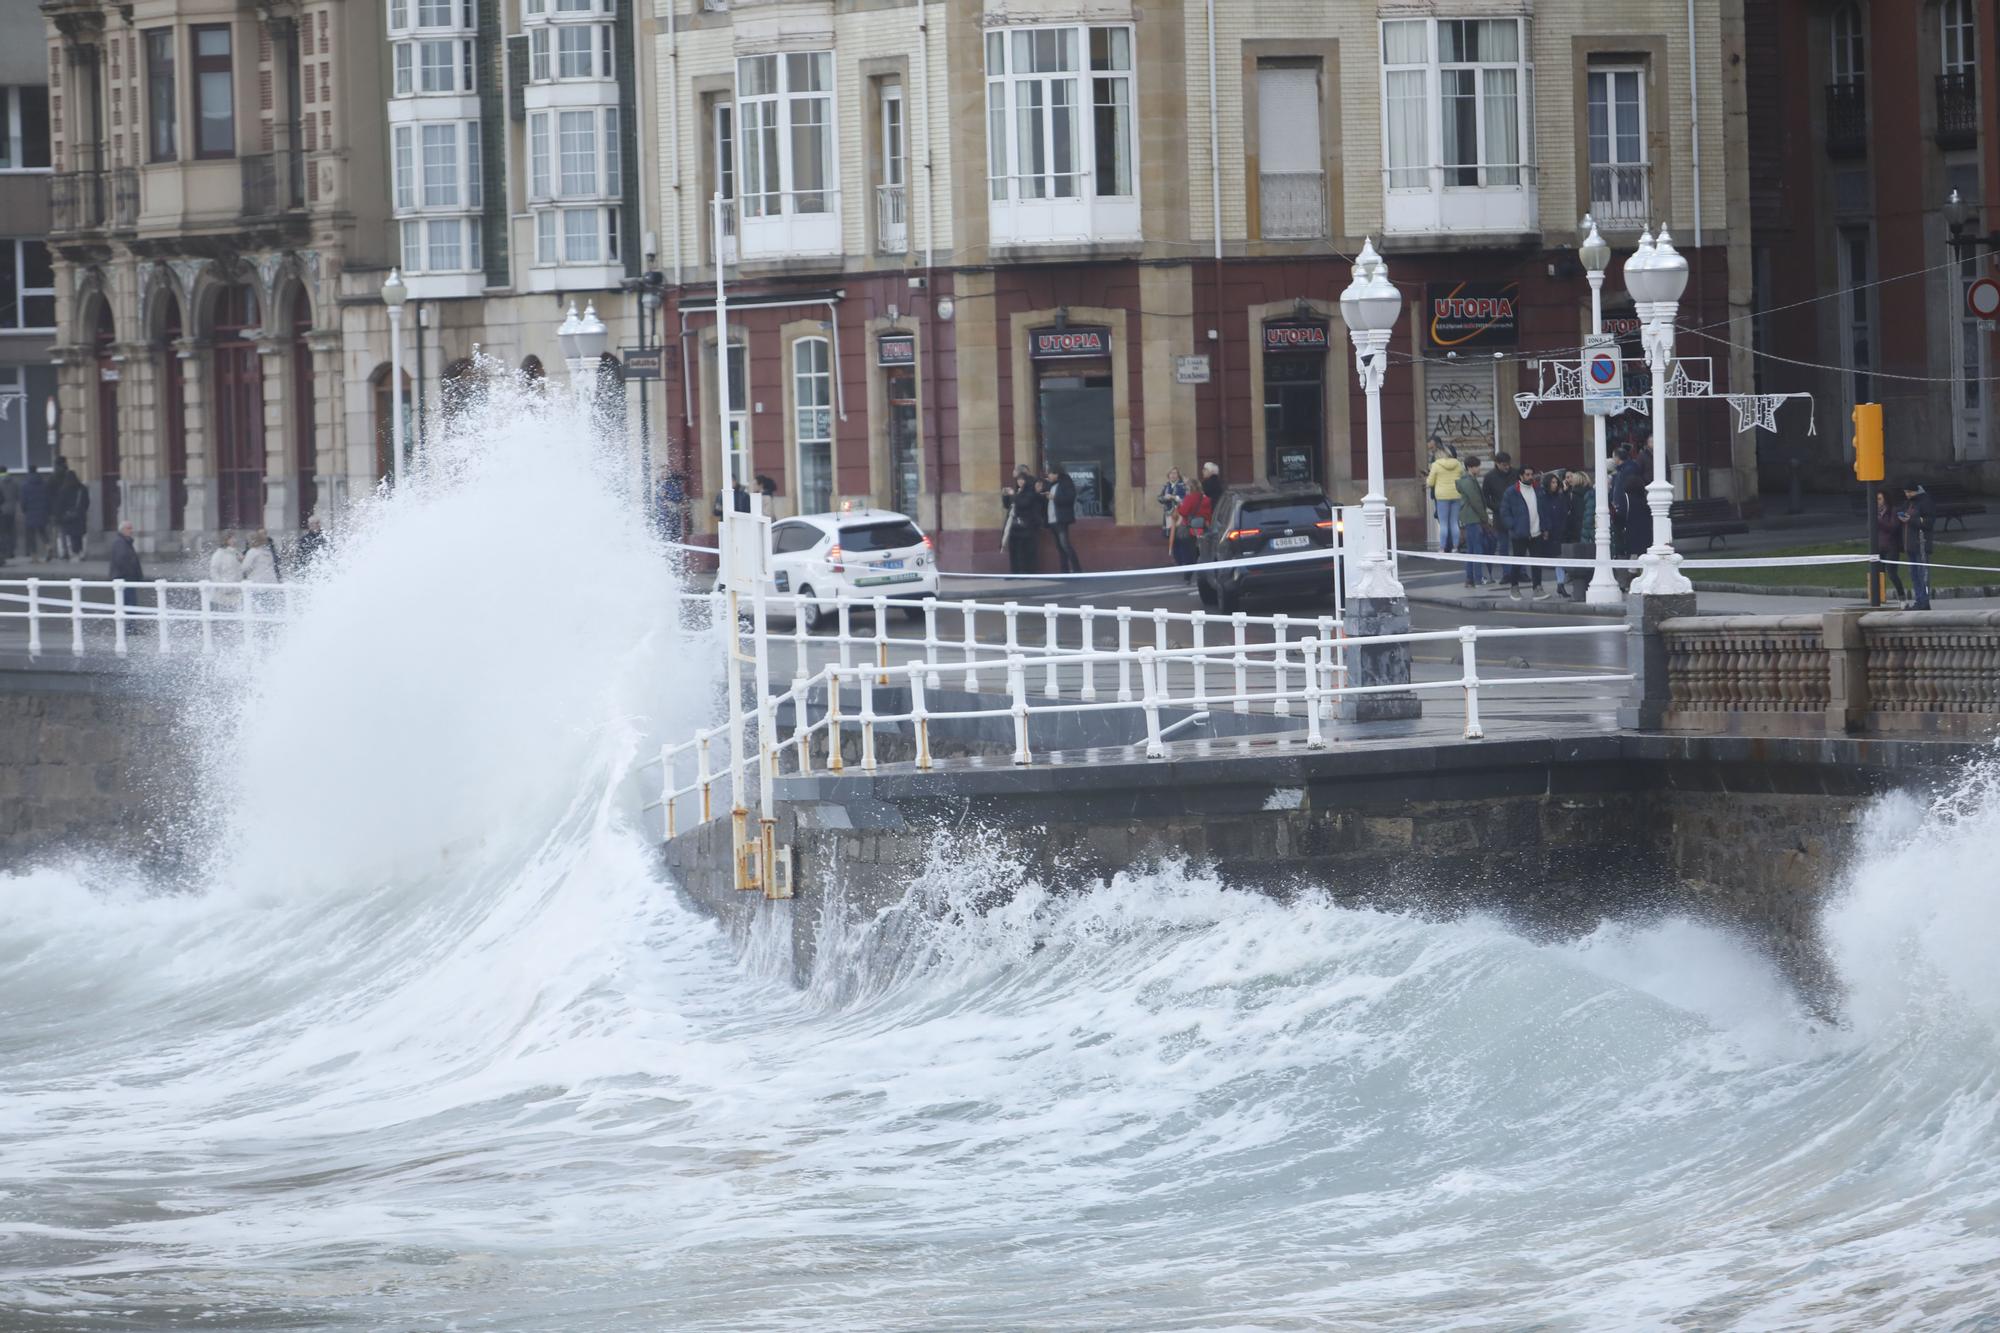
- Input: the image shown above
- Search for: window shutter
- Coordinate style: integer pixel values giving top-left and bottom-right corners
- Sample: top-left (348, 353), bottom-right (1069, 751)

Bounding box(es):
top-left (506, 33), bottom-right (528, 121)
top-left (1257, 65), bottom-right (1320, 173)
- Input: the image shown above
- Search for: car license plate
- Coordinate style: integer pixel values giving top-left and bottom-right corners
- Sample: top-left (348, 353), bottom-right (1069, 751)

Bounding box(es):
top-left (856, 573), bottom-right (921, 586)
top-left (1270, 535), bottom-right (1310, 550)
top-left (880, 559), bottom-right (905, 570)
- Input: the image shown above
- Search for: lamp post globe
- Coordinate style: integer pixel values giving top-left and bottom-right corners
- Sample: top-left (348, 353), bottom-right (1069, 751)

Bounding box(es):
top-left (1945, 188), bottom-right (1967, 237)
top-left (1578, 215), bottom-right (1610, 275)
top-left (557, 302), bottom-right (581, 365)
top-left (1627, 226), bottom-right (1692, 596)
top-left (1649, 228), bottom-right (1689, 305)
top-left (1335, 237), bottom-right (1404, 603)
top-left (575, 301), bottom-right (609, 361)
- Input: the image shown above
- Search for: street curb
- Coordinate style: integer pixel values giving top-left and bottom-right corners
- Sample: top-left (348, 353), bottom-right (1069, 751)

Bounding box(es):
top-left (1690, 580), bottom-right (2000, 599)
top-left (1405, 590), bottom-right (1625, 618)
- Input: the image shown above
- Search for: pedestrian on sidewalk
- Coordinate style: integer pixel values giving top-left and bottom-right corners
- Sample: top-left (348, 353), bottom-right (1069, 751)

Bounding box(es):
top-left (1618, 445), bottom-right (1654, 559)
top-left (20, 466), bottom-right (51, 561)
top-left (1873, 489), bottom-right (1908, 603)
top-left (1156, 468), bottom-right (1188, 539)
top-left (1170, 473), bottom-right (1214, 581)
top-left (1541, 472), bottom-right (1573, 599)
top-left (295, 513), bottom-right (330, 571)
top-left (207, 531), bottom-right (244, 611)
top-left (108, 520), bottom-right (143, 604)
top-left (1500, 466), bottom-right (1547, 600)
top-left (60, 475), bottom-right (90, 561)
top-left (1000, 465), bottom-right (1044, 574)
top-left (1455, 456), bottom-right (1492, 587)
top-left (1899, 479), bottom-right (1936, 610)
top-left (1424, 439), bottom-right (1465, 555)
top-left (1043, 464), bottom-right (1082, 574)
top-left (1481, 450), bottom-right (1516, 525)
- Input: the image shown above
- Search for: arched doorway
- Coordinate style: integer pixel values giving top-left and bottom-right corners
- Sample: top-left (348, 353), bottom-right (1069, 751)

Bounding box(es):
top-left (210, 283), bottom-right (265, 531)
top-left (160, 293), bottom-right (189, 530)
top-left (94, 303), bottom-right (121, 533)
top-left (371, 362), bottom-right (411, 482)
top-left (288, 286), bottom-right (317, 526)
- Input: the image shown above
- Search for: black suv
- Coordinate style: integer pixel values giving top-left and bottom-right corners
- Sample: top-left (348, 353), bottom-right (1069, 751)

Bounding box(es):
top-left (1194, 484), bottom-right (1338, 613)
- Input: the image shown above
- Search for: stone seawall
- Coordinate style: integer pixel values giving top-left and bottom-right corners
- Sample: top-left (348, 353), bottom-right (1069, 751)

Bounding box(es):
top-left (663, 733), bottom-right (1979, 1004)
top-left (0, 657), bottom-right (199, 868)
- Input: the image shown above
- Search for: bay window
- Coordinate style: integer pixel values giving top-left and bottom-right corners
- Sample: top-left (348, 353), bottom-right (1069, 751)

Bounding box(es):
top-left (392, 120), bottom-right (482, 275)
top-left (734, 51), bottom-right (840, 257)
top-left (192, 25), bottom-right (234, 159)
top-left (1380, 17), bottom-right (1535, 234)
top-left (984, 24), bottom-right (1138, 245)
top-left (144, 31), bottom-right (175, 162)
top-left (393, 37), bottom-right (476, 94)
top-left (527, 107), bottom-right (622, 268)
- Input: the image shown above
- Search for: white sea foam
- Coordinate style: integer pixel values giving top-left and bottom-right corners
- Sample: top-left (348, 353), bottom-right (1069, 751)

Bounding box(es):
top-left (4, 374), bottom-right (2000, 1329)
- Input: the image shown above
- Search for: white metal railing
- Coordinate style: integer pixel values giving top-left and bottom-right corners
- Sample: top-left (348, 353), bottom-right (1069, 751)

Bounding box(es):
top-left (641, 610), bottom-right (1631, 840)
top-left (0, 578), bottom-right (298, 658)
top-left (1260, 171), bottom-right (1327, 239)
top-left (876, 183), bottom-right (907, 253)
top-left (1588, 162), bottom-right (1650, 230)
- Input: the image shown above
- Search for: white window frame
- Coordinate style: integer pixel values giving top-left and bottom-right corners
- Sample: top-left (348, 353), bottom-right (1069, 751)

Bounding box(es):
top-left (983, 24), bottom-right (1139, 246)
top-left (723, 339), bottom-right (750, 491)
top-left (1, 238), bottom-right (56, 332)
top-left (1942, 0), bottom-right (1975, 76)
top-left (878, 83), bottom-right (907, 253)
top-left (1831, 5), bottom-right (1865, 87)
top-left (793, 335), bottom-right (833, 515)
top-left (733, 51), bottom-right (841, 258)
top-left (1586, 65), bottom-right (1647, 229)
top-left (1379, 17), bottom-right (1536, 236)
top-left (393, 119), bottom-right (483, 274)
top-left (393, 0), bottom-right (474, 33)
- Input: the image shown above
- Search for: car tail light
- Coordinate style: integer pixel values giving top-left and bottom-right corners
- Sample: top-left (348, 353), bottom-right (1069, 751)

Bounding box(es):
top-left (1316, 520), bottom-right (1334, 529)
top-left (1224, 529), bottom-right (1253, 541)
top-left (827, 543), bottom-right (844, 571)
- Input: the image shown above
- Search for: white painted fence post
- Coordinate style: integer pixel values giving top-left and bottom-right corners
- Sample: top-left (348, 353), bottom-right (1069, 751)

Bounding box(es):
top-left (1116, 607), bottom-right (1133, 702)
top-left (1305, 639), bottom-right (1327, 749)
top-left (1008, 652), bottom-right (1031, 765)
top-left (68, 578), bottom-right (84, 657)
top-left (1272, 613), bottom-right (1291, 716)
top-left (112, 582), bottom-right (128, 656)
top-left (25, 578), bottom-right (41, 658)
top-left (1231, 612), bottom-right (1249, 715)
top-left (154, 580), bottom-right (170, 655)
top-left (1043, 603), bottom-right (1060, 699)
top-left (1460, 627), bottom-right (1485, 741)
top-left (909, 663), bottom-right (933, 770)
top-left (198, 583), bottom-right (214, 654)
top-left (923, 599), bottom-right (941, 691)
top-left (1079, 605), bottom-right (1098, 701)
top-left (962, 602), bottom-right (979, 692)
top-left (1140, 647), bottom-right (1165, 759)
top-left (1191, 611), bottom-right (1209, 709)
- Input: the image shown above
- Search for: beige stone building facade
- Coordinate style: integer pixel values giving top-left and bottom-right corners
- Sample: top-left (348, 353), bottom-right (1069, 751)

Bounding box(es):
top-left (656, 0), bottom-right (1754, 569)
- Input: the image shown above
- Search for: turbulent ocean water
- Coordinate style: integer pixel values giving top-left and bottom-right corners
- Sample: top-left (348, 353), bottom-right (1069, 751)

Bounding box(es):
top-left (5, 390), bottom-right (2000, 1331)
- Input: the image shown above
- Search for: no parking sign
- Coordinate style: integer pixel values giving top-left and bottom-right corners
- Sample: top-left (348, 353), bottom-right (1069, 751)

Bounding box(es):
top-left (1583, 335), bottom-right (1623, 418)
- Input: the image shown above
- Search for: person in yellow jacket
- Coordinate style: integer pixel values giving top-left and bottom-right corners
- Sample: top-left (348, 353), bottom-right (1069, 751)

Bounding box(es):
top-left (1424, 438), bottom-right (1467, 554)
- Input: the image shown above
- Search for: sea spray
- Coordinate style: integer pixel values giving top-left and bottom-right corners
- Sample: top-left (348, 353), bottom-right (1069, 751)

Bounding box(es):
top-left (5, 371), bottom-right (2000, 1326)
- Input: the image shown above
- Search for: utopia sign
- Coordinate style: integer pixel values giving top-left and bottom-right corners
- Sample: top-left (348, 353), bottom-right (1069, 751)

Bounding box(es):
top-left (1427, 281), bottom-right (1520, 349)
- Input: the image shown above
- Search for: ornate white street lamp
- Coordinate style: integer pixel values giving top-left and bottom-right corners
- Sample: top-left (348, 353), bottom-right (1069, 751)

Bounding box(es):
top-left (1578, 216), bottom-right (1621, 606)
top-left (381, 268), bottom-right (407, 483)
top-left (1337, 238), bottom-right (1405, 601)
top-left (1622, 226), bottom-right (1693, 595)
top-left (558, 300), bottom-right (610, 405)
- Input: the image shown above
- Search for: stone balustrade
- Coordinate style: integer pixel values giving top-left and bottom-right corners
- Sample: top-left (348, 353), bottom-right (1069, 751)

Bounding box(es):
top-left (1657, 608), bottom-right (2000, 736)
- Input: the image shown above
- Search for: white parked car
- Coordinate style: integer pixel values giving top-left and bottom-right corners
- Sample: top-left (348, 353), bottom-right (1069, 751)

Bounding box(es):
top-left (724, 508), bottom-right (939, 631)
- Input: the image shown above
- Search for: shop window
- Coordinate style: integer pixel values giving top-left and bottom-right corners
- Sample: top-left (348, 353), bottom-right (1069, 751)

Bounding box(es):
top-left (1262, 321), bottom-right (1329, 482)
top-left (1031, 325), bottom-right (1115, 517)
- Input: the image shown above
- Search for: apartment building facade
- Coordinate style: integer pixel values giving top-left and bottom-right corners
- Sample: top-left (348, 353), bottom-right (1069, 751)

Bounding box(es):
top-left (1749, 0), bottom-right (1998, 489)
top-left (37, 0), bottom-right (660, 557)
top-left (2, 3), bottom-right (56, 498)
top-left (660, 0), bottom-right (1753, 569)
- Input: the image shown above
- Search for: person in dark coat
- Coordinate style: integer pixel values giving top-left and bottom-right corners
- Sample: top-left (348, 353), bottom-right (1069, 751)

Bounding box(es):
top-left (656, 471), bottom-right (688, 545)
top-left (107, 520), bottom-right (143, 604)
top-left (1498, 465), bottom-right (1548, 599)
top-left (1001, 465), bottom-right (1045, 574)
top-left (1540, 472), bottom-right (1573, 598)
top-left (1043, 465), bottom-right (1081, 574)
top-left (1899, 479), bottom-right (1937, 610)
top-left (1480, 451), bottom-right (1517, 525)
top-left (713, 482), bottom-right (751, 518)
top-left (19, 467), bottom-right (52, 561)
top-left (1873, 489), bottom-right (1907, 603)
top-left (1616, 447), bottom-right (1653, 559)
top-left (60, 477), bottom-right (90, 560)
top-left (295, 514), bottom-right (330, 570)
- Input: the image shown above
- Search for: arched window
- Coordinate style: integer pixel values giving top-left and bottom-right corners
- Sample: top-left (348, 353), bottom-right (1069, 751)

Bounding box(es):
top-left (792, 336), bottom-right (832, 515)
top-left (1831, 5), bottom-right (1865, 86)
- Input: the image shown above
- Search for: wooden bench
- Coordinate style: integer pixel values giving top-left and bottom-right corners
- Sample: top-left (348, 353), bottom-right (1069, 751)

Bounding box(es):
top-left (1669, 497), bottom-right (1750, 548)
top-left (1927, 483), bottom-right (1988, 532)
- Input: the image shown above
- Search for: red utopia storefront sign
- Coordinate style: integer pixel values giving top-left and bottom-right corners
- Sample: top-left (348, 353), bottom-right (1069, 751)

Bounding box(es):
top-left (1032, 327), bottom-right (1111, 359)
top-left (1426, 281), bottom-right (1520, 350)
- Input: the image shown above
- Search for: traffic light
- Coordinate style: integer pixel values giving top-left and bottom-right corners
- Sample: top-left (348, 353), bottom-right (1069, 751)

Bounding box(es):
top-left (1852, 403), bottom-right (1884, 482)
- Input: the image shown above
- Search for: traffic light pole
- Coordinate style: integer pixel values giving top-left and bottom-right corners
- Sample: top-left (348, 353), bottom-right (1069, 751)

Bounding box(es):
top-left (1866, 480), bottom-right (1880, 607)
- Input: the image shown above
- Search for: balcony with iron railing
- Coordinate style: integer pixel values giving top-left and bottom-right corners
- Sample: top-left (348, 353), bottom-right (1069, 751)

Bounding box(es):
top-left (50, 145), bottom-right (106, 235)
top-left (1587, 162), bottom-right (1650, 231)
top-left (1825, 81), bottom-right (1867, 158)
top-left (1936, 70), bottom-right (1978, 150)
top-left (876, 183), bottom-right (907, 254)
top-left (1259, 171), bottom-right (1327, 240)
top-left (241, 147), bottom-right (307, 220)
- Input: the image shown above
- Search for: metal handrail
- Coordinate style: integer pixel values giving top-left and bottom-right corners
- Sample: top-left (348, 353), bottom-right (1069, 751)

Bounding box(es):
top-left (0, 577), bottom-right (300, 659)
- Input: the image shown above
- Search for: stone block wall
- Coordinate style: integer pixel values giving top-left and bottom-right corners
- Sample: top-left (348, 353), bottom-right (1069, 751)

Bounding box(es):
top-left (0, 663), bottom-right (196, 868)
